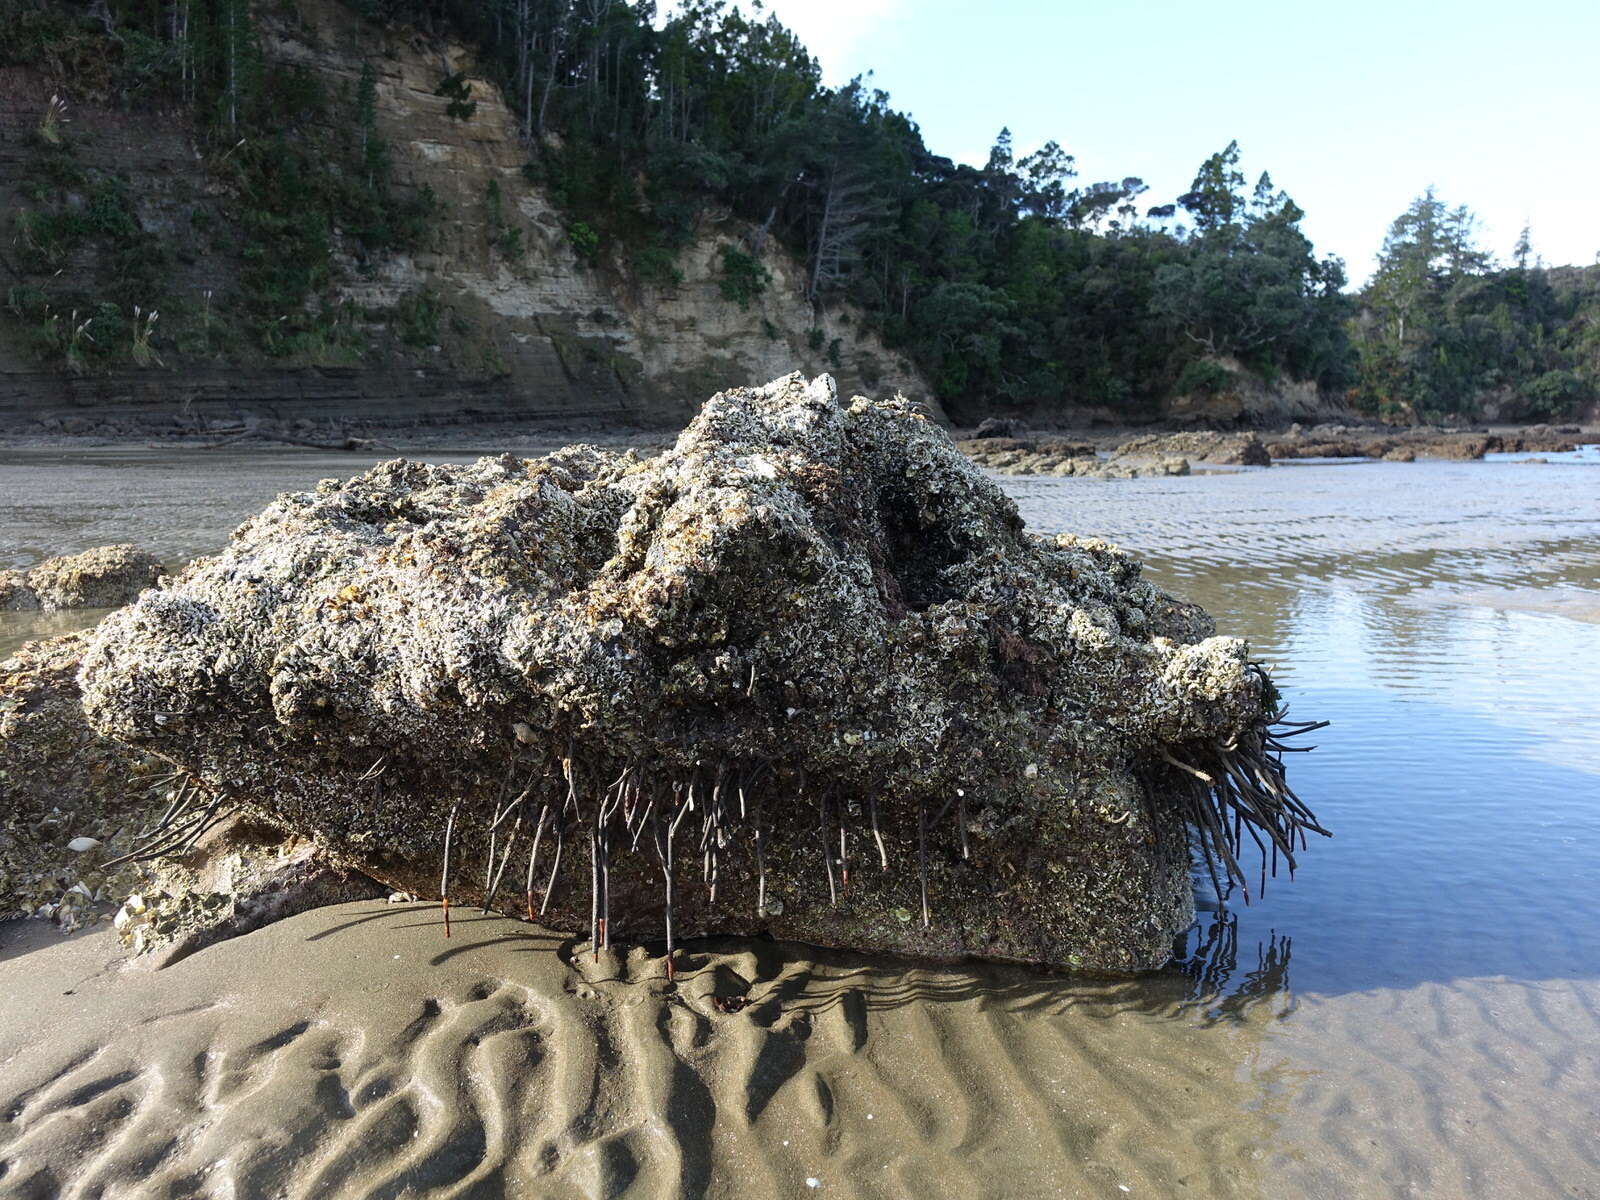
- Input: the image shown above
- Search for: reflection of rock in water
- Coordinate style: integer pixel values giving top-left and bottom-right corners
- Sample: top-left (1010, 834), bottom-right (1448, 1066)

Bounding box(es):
top-left (1174, 906), bottom-right (1294, 1016)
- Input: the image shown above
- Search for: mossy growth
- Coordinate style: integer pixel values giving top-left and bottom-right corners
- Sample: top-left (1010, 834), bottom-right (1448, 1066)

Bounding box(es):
top-left (718, 245), bottom-right (770, 310)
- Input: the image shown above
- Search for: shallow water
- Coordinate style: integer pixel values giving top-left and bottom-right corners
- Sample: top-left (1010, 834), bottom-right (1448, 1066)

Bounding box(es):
top-left (1006, 455), bottom-right (1600, 998)
top-left (3, 447), bottom-right (1599, 1197)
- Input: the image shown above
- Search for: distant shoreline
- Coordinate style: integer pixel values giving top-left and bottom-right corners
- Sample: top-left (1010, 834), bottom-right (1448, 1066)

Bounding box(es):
top-left (0, 416), bottom-right (1590, 460)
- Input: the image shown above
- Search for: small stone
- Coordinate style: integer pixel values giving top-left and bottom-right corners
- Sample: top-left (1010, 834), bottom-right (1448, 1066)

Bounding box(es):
top-left (1023, 763), bottom-right (1038, 779)
top-left (66, 836), bottom-right (101, 852)
top-left (113, 900), bottom-right (148, 934)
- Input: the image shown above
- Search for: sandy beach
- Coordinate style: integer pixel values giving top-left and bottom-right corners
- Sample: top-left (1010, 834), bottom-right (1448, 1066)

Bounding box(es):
top-left (2, 903), bottom-right (1597, 1199)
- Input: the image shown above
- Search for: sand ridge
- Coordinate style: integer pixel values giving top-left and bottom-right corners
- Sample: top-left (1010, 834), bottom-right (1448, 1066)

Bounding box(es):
top-left (0, 903), bottom-right (1283, 1198)
top-left (3, 903), bottom-right (1597, 1198)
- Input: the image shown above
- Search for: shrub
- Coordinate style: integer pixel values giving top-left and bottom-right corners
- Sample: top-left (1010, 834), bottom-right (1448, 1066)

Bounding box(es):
top-left (631, 245), bottom-right (682, 288)
top-left (396, 287), bottom-right (442, 348)
top-left (130, 305), bottom-right (162, 366)
top-left (1519, 369), bottom-right (1587, 414)
top-left (717, 245), bottom-right (770, 310)
top-left (35, 94), bottom-right (68, 146)
top-left (1176, 357), bottom-right (1235, 395)
top-left (435, 72), bottom-right (476, 121)
top-left (568, 221), bottom-right (600, 264)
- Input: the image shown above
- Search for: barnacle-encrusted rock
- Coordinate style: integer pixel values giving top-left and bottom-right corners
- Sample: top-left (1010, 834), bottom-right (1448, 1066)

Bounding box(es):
top-left (113, 818), bottom-right (387, 966)
top-left (79, 374), bottom-right (1320, 970)
top-left (0, 544), bottom-right (164, 612)
top-left (0, 633), bottom-right (166, 923)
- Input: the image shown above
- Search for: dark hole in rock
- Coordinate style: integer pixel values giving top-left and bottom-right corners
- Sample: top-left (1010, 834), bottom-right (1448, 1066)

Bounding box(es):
top-left (875, 489), bottom-right (963, 613)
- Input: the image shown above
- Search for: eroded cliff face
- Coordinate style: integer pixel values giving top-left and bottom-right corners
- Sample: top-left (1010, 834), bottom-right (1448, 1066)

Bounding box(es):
top-left (1157, 357), bottom-right (1352, 427)
top-left (0, 0), bottom-right (933, 430)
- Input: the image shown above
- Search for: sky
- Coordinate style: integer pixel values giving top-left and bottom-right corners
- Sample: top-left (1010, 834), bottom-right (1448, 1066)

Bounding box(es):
top-left (728, 0), bottom-right (1600, 285)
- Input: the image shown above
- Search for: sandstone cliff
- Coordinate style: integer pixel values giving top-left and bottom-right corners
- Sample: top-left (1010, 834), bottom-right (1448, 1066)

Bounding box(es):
top-left (0, 0), bottom-right (933, 431)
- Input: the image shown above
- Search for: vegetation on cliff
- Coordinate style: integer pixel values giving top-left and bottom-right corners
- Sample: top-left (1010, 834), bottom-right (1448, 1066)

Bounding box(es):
top-left (2, 0), bottom-right (434, 368)
top-left (3, 0), bottom-right (1597, 421)
top-left (339, 0), bottom-right (1354, 418)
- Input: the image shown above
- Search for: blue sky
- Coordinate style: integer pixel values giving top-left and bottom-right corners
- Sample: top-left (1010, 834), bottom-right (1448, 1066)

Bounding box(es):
top-left (742, 0), bottom-right (1600, 284)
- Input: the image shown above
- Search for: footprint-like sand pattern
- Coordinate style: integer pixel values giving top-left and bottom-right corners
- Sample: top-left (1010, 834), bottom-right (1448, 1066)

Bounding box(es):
top-left (2, 902), bottom-right (1598, 1198)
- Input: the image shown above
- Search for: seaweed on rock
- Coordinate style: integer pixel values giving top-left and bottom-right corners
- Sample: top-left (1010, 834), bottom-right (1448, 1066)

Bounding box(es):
top-left (77, 374), bottom-right (1326, 972)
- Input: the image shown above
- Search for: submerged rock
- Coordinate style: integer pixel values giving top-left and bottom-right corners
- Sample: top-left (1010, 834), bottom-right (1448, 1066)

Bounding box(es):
top-left (78, 374), bottom-right (1324, 971)
top-left (0, 544), bottom-right (163, 612)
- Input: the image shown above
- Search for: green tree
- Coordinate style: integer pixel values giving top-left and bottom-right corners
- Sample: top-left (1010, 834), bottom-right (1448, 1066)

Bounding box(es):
top-left (1151, 146), bottom-right (1350, 388)
top-left (1353, 190), bottom-right (1589, 418)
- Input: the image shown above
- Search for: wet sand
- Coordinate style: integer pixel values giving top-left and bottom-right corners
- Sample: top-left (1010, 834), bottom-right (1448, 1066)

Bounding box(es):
top-left (1397, 583), bottom-right (1600, 625)
top-left (2, 904), bottom-right (1596, 1199)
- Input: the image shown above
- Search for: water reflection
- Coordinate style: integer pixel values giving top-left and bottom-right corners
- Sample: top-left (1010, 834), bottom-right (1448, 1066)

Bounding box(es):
top-left (1172, 910), bottom-right (1294, 1024)
top-left (1012, 459), bottom-right (1600, 1002)
top-left (0, 607), bottom-right (108, 659)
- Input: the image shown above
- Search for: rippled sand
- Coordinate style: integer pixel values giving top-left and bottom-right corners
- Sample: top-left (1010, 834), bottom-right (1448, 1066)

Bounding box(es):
top-left (2, 904), bottom-right (1596, 1199)
top-left (4, 449), bottom-right (1600, 1197)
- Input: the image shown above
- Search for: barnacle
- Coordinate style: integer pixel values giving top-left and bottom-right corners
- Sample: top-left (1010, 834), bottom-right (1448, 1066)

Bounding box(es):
top-left (78, 374), bottom-right (1325, 972)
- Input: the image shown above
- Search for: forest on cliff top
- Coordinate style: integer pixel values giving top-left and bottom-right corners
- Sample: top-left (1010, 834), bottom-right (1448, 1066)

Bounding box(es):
top-left (3, 0), bottom-right (1598, 421)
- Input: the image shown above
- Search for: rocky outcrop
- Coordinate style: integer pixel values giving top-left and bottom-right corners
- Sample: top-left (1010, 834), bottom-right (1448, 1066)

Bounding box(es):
top-left (1265, 423), bottom-right (1581, 461)
top-left (110, 819), bottom-right (386, 966)
top-left (79, 374), bottom-right (1324, 971)
top-left (958, 437), bottom-right (1189, 479)
top-left (0, 544), bottom-right (163, 612)
top-left (1112, 431), bottom-right (1271, 467)
top-left (0, 633), bottom-right (166, 925)
top-left (973, 417), bottom-right (1029, 440)
top-left (1164, 357), bottom-right (1350, 426)
top-left (0, 629), bottom-right (378, 944)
